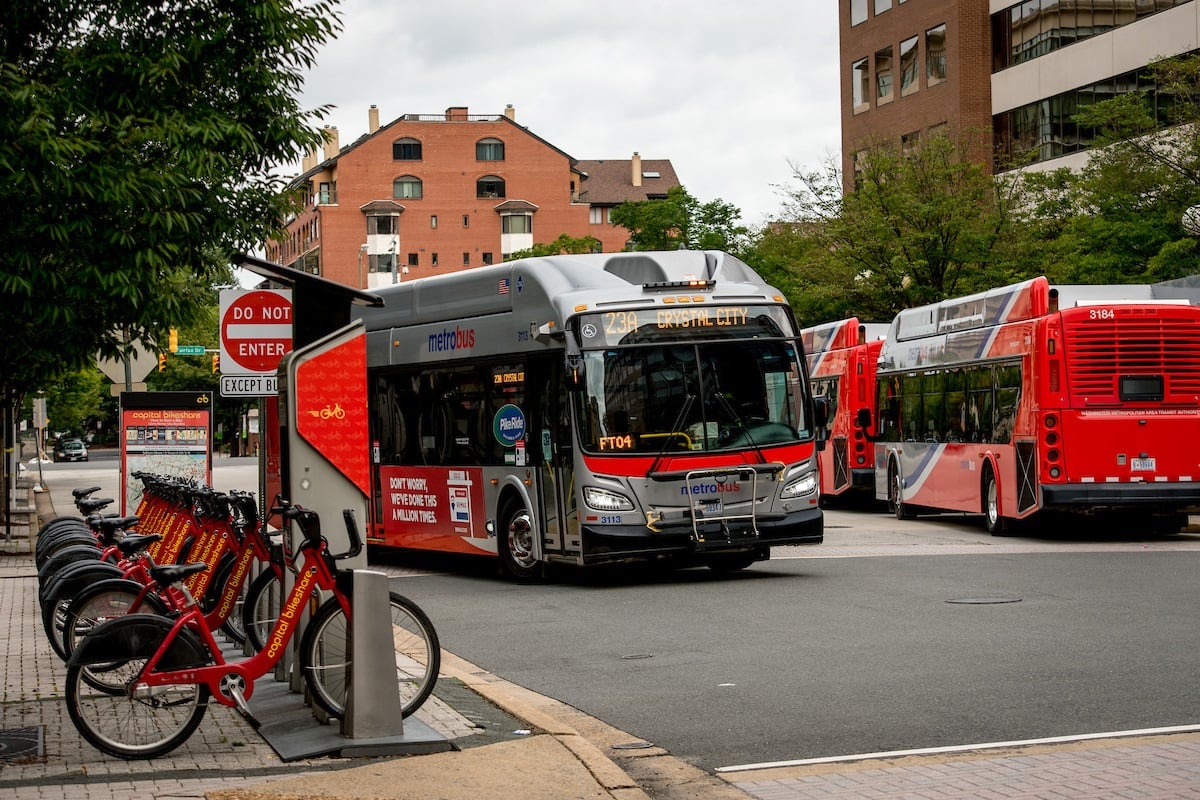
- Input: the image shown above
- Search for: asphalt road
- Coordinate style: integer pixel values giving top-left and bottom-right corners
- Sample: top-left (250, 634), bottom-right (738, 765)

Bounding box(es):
top-left (38, 456), bottom-right (1200, 774)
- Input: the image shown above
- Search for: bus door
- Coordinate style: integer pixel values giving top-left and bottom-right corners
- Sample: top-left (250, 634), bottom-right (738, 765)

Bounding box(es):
top-left (535, 361), bottom-right (579, 558)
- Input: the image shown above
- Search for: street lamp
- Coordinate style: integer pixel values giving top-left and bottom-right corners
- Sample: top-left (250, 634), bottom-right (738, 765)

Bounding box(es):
top-left (389, 242), bottom-right (398, 284)
top-left (357, 243), bottom-right (368, 289)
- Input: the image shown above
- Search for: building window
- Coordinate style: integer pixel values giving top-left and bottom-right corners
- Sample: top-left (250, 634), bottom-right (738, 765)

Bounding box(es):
top-left (482, 252), bottom-right (494, 265)
top-left (408, 253), bottom-right (419, 267)
top-left (852, 58), bottom-right (870, 113)
top-left (431, 215), bottom-right (437, 229)
top-left (502, 214), bottom-right (532, 234)
top-left (874, 0), bottom-right (890, 14)
top-left (393, 175), bottom-right (423, 199)
top-left (366, 215), bottom-right (396, 235)
top-left (392, 137), bottom-right (422, 160)
top-left (850, 0), bottom-right (867, 25)
top-left (589, 206), bottom-right (605, 224)
top-left (462, 215), bottom-right (469, 228)
top-left (370, 253), bottom-right (395, 274)
top-left (476, 138), bottom-right (505, 161)
top-left (476, 175), bottom-right (506, 199)
top-left (875, 46), bottom-right (894, 104)
top-left (318, 182), bottom-right (335, 204)
top-left (432, 253), bottom-right (438, 267)
top-left (926, 24), bottom-right (947, 87)
top-left (899, 36), bottom-right (919, 97)
top-left (462, 252), bottom-right (470, 267)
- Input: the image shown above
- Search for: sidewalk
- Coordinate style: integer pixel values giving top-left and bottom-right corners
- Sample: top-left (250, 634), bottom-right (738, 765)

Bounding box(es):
top-left (0, 483), bottom-right (653, 800)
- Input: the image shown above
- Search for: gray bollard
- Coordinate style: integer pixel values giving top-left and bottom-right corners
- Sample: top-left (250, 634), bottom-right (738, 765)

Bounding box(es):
top-left (342, 569), bottom-right (404, 738)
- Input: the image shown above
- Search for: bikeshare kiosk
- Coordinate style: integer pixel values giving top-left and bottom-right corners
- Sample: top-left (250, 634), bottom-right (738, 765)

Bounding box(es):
top-left (233, 253), bottom-right (450, 759)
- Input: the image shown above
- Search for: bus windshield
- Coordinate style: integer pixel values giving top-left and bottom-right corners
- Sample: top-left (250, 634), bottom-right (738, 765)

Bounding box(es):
top-left (575, 340), bottom-right (811, 454)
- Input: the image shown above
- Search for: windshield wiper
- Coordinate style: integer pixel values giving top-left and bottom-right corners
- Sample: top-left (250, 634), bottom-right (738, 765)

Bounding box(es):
top-left (647, 393), bottom-right (694, 478)
top-left (712, 390), bottom-right (768, 463)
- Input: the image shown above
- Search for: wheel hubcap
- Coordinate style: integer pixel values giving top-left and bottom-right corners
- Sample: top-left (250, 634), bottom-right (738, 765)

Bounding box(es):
top-left (507, 512), bottom-right (535, 568)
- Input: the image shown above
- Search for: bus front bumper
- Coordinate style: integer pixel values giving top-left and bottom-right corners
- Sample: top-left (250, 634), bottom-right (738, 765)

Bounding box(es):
top-left (579, 507), bottom-right (823, 565)
top-left (1042, 481), bottom-right (1200, 510)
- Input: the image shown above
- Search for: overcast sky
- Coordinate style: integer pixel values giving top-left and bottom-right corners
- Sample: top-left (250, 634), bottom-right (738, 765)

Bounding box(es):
top-left (292, 0), bottom-right (842, 227)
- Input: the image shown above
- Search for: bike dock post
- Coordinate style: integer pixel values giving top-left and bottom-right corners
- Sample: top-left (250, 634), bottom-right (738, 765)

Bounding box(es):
top-left (342, 568), bottom-right (404, 739)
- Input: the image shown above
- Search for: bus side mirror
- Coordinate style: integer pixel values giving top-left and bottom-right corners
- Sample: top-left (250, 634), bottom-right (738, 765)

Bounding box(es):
top-left (565, 354), bottom-right (585, 389)
top-left (813, 396), bottom-right (829, 429)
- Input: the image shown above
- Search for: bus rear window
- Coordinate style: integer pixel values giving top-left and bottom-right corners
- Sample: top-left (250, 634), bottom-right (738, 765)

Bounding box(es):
top-left (1119, 375), bottom-right (1163, 402)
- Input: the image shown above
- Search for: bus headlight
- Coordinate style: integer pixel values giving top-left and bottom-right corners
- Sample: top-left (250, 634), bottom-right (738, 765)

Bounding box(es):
top-left (781, 472), bottom-right (818, 499)
top-left (584, 487), bottom-right (635, 511)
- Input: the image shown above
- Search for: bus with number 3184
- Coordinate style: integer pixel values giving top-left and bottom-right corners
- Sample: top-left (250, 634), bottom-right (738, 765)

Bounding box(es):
top-left (864, 276), bottom-right (1200, 534)
top-left (353, 250), bottom-right (827, 579)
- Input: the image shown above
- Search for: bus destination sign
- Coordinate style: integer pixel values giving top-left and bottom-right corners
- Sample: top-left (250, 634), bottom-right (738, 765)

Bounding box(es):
top-left (579, 305), bottom-right (791, 346)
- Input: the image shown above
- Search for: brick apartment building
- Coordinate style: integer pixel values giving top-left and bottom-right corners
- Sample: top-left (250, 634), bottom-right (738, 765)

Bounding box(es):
top-left (264, 105), bottom-right (681, 289)
top-left (839, 0), bottom-right (1197, 191)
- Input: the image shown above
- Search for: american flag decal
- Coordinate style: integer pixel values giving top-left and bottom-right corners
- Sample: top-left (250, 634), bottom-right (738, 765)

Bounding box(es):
top-left (498, 278), bottom-right (510, 295)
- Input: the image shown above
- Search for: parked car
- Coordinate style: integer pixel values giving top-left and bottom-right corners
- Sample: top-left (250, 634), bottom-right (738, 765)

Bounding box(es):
top-left (54, 439), bottom-right (88, 463)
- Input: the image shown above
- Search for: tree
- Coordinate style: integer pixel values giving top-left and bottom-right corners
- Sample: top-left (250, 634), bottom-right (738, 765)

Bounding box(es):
top-left (773, 130), bottom-right (1035, 321)
top-left (609, 186), bottom-right (751, 255)
top-left (509, 233), bottom-right (602, 259)
top-left (1021, 54), bottom-right (1200, 284)
top-left (0, 0), bottom-right (340, 489)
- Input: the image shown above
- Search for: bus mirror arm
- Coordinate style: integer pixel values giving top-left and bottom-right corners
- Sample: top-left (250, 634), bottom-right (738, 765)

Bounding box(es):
top-left (855, 407), bottom-right (882, 442)
top-left (565, 352), bottom-right (585, 389)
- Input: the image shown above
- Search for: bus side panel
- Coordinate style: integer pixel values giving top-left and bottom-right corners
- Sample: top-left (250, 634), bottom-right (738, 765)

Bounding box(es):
top-left (376, 465), bottom-right (497, 556)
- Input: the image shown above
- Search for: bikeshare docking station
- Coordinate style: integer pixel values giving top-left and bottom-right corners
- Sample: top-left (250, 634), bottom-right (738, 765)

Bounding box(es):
top-left (232, 253), bottom-right (451, 760)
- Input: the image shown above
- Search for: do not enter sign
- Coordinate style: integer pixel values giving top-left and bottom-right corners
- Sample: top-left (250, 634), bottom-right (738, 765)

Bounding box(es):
top-left (219, 289), bottom-right (294, 375)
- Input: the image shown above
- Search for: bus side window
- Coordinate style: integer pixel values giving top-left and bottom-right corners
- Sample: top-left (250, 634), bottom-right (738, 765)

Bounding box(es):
top-left (993, 363), bottom-right (1021, 444)
top-left (900, 373), bottom-right (922, 442)
top-left (967, 366), bottom-right (992, 442)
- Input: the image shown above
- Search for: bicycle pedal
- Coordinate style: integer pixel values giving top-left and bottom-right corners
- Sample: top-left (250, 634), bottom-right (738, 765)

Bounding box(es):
top-left (222, 676), bottom-right (261, 729)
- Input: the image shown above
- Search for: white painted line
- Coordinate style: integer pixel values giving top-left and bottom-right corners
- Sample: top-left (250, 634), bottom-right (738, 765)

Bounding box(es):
top-left (715, 723), bottom-right (1200, 773)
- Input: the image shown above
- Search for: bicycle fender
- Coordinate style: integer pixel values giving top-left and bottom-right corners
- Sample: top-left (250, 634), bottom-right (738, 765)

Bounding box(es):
top-left (42, 561), bottom-right (124, 604)
top-left (68, 613), bottom-right (210, 670)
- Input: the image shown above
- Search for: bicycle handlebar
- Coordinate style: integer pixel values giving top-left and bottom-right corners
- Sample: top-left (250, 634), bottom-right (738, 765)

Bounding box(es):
top-left (270, 499), bottom-right (363, 562)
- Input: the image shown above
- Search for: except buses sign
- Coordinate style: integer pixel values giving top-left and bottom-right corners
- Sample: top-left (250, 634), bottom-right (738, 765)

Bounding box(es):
top-left (219, 289), bottom-right (293, 376)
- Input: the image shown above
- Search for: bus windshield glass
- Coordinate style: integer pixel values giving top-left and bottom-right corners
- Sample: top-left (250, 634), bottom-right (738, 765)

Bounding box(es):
top-left (574, 338), bottom-right (811, 454)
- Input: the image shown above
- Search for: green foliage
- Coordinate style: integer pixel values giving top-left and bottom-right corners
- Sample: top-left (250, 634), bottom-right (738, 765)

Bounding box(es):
top-left (509, 234), bottom-right (602, 259)
top-left (0, 0), bottom-right (341, 410)
top-left (43, 366), bottom-right (106, 437)
top-left (1021, 54), bottom-right (1200, 285)
top-left (609, 186), bottom-right (751, 255)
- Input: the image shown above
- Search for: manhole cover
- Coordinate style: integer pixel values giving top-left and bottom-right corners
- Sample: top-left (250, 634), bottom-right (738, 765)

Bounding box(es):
top-left (946, 597), bottom-right (1022, 604)
top-left (613, 741), bottom-right (654, 750)
top-left (0, 727), bottom-right (43, 760)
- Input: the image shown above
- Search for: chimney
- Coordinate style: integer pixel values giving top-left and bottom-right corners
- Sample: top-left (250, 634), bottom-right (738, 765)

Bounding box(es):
top-left (445, 106), bottom-right (468, 121)
top-left (368, 105), bottom-right (380, 134)
top-left (632, 152), bottom-right (642, 187)
top-left (301, 145), bottom-right (318, 173)
top-left (504, 104), bottom-right (516, 122)
top-left (322, 125), bottom-right (339, 160)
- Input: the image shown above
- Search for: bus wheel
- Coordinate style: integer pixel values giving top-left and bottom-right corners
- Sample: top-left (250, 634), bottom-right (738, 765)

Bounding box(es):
top-left (982, 466), bottom-right (1007, 536)
top-left (499, 502), bottom-right (540, 582)
top-left (889, 462), bottom-right (913, 521)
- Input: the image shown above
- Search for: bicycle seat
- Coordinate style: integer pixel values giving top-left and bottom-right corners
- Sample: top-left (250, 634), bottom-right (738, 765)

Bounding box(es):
top-left (149, 562), bottom-right (208, 587)
top-left (116, 533), bottom-right (164, 557)
top-left (72, 486), bottom-right (103, 499)
top-left (94, 515), bottom-right (140, 537)
top-left (77, 498), bottom-right (115, 514)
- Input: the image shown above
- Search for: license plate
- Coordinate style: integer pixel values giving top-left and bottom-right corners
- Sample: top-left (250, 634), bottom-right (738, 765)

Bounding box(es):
top-left (1131, 457), bottom-right (1156, 471)
top-left (702, 500), bottom-right (723, 516)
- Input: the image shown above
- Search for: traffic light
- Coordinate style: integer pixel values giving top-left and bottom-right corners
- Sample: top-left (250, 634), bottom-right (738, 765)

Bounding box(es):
top-left (168, 328), bottom-right (178, 353)
top-left (212, 354), bottom-right (220, 374)
top-left (158, 353), bottom-right (167, 372)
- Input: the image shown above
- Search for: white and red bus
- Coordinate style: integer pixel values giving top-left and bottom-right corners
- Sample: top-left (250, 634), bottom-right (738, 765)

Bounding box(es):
top-left (866, 276), bottom-right (1200, 533)
top-left (801, 318), bottom-right (887, 500)
top-left (354, 250), bottom-right (826, 579)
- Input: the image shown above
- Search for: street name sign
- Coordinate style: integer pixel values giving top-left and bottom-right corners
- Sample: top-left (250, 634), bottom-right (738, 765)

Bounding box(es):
top-left (175, 345), bottom-right (206, 355)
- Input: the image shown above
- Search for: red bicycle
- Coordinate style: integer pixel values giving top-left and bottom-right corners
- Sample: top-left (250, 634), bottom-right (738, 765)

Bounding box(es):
top-left (65, 503), bottom-right (440, 759)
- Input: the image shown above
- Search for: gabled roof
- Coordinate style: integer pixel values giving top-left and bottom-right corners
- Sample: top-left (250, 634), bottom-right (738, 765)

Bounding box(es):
top-left (575, 159), bottom-right (681, 206)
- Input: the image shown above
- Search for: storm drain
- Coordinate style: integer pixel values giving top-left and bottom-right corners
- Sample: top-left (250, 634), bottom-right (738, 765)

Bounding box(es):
top-left (0, 726), bottom-right (43, 760)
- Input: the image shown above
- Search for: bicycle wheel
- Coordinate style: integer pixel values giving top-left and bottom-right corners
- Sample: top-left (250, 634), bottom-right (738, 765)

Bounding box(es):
top-left (40, 562), bottom-right (125, 661)
top-left (301, 591), bottom-right (440, 719)
top-left (241, 569), bottom-right (284, 654)
top-left (65, 616), bottom-right (210, 760)
top-left (63, 580), bottom-right (170, 684)
top-left (203, 554), bottom-right (247, 647)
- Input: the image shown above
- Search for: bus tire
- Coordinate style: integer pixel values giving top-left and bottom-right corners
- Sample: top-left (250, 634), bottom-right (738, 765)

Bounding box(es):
top-left (498, 501), bottom-right (541, 582)
top-left (982, 466), bottom-right (1007, 536)
top-left (888, 461), bottom-right (914, 521)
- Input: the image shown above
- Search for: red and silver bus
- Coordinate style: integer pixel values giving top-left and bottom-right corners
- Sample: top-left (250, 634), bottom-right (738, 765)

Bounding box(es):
top-left (866, 276), bottom-right (1200, 533)
top-left (801, 318), bottom-right (887, 500)
top-left (354, 250), bottom-right (826, 579)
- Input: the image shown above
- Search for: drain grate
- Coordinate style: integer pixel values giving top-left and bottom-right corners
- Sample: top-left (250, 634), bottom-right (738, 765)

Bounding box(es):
top-left (946, 597), bottom-right (1022, 605)
top-left (0, 726), bottom-right (43, 760)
